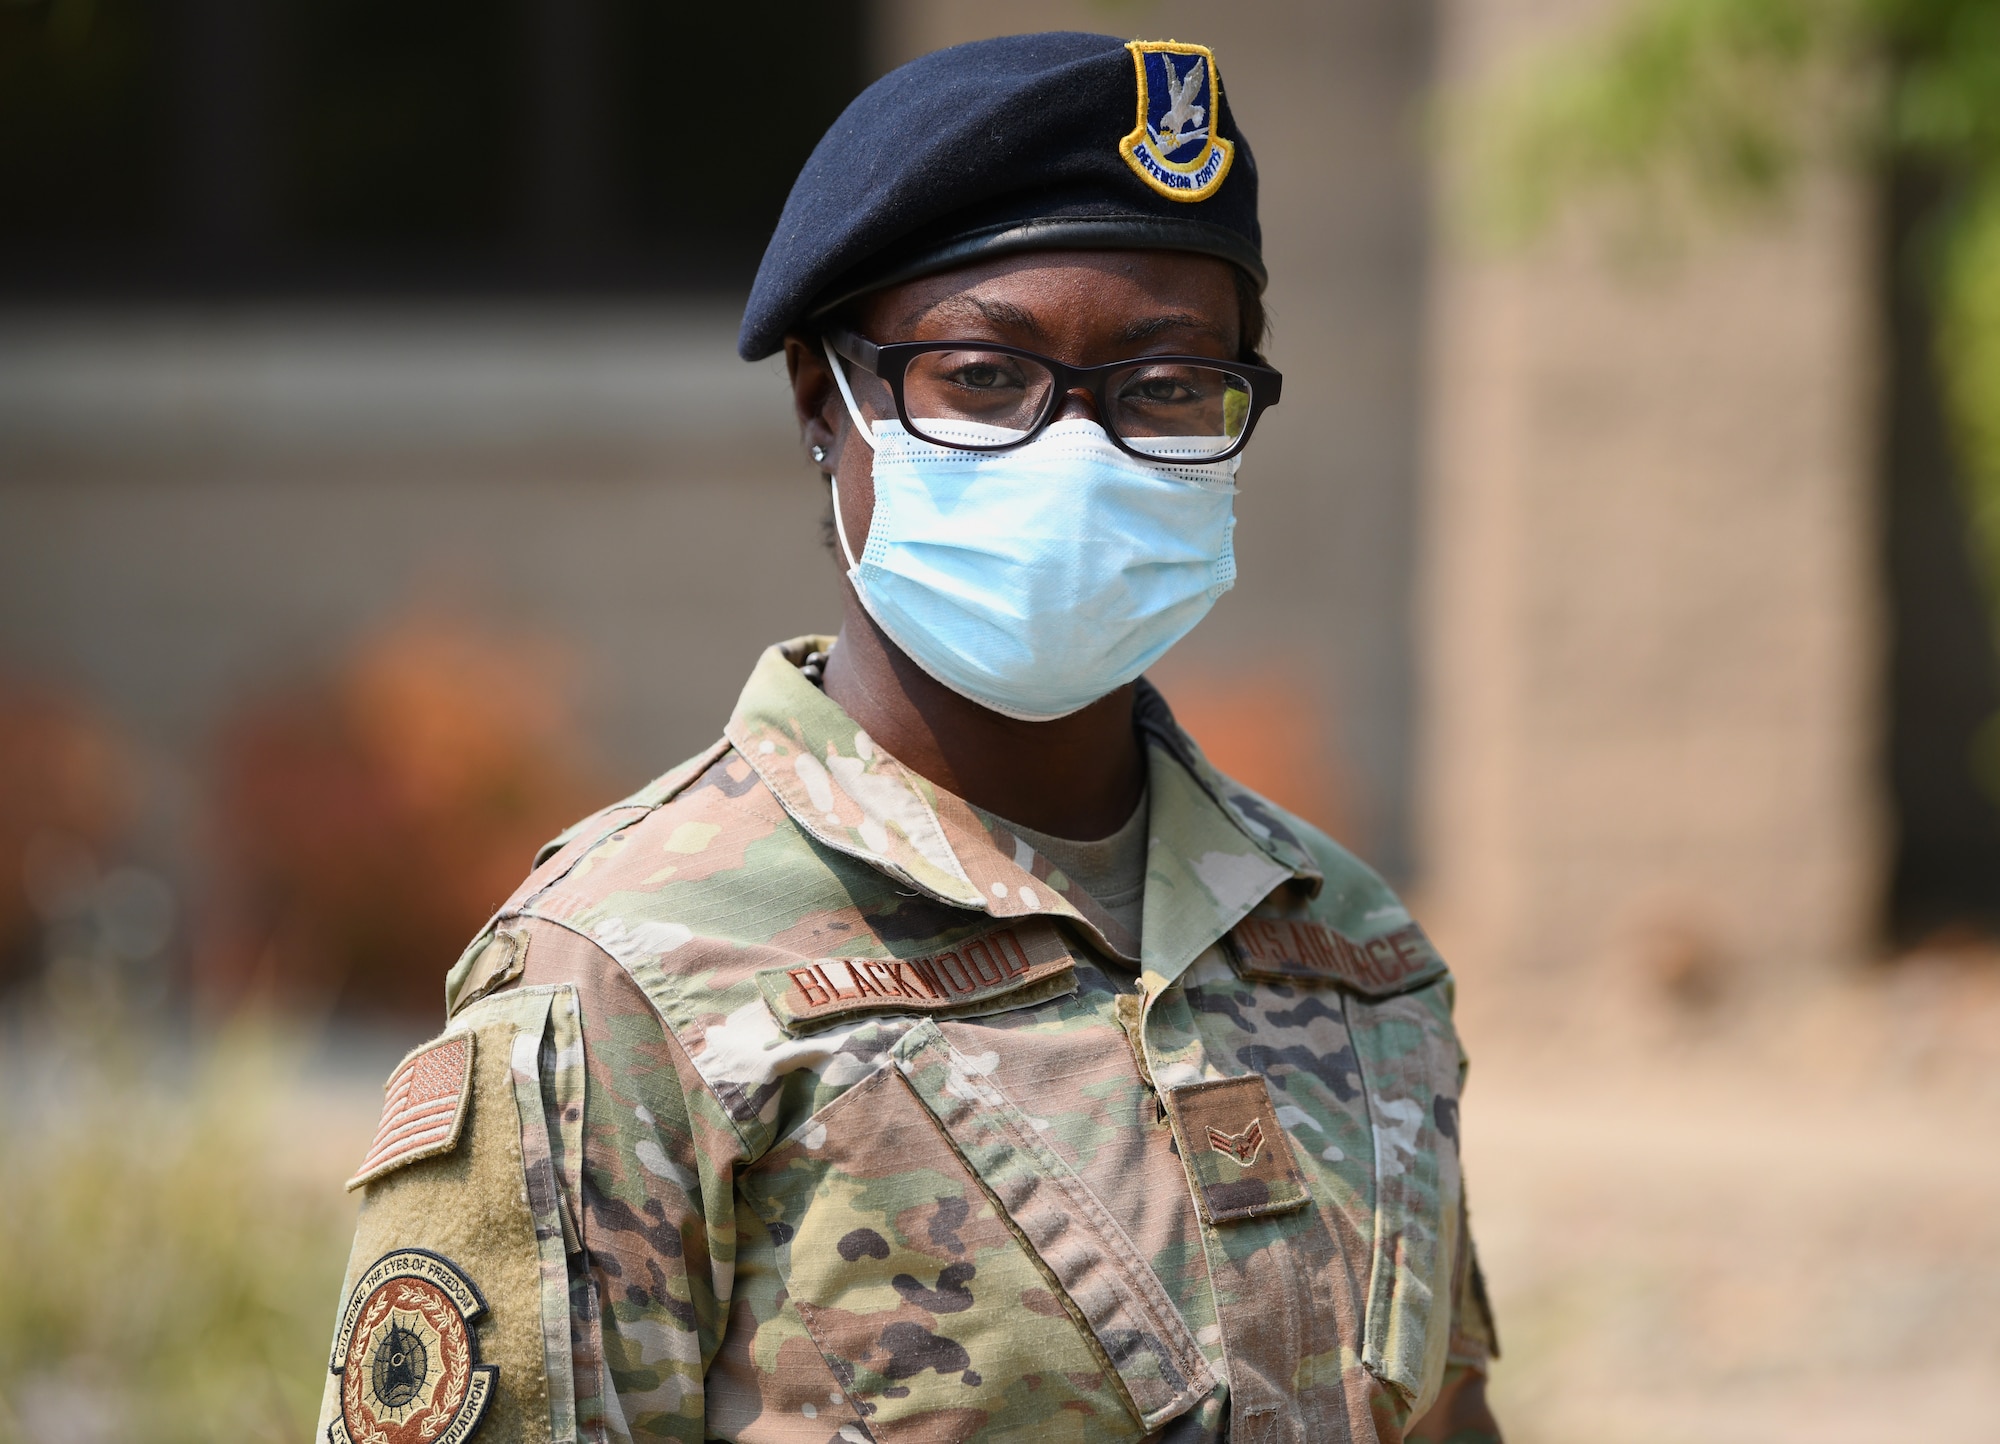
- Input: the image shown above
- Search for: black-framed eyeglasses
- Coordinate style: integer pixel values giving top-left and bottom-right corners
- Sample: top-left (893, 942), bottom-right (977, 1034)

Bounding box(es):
top-left (826, 329), bottom-right (1282, 464)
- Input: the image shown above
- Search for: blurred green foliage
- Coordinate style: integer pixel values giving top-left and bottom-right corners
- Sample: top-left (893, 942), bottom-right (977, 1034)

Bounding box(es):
top-left (1465, 0), bottom-right (1861, 242)
top-left (1465, 0), bottom-right (2000, 791)
top-left (0, 1017), bottom-right (359, 1443)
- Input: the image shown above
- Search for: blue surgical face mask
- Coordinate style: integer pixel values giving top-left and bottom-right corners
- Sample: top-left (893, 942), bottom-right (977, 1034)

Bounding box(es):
top-left (826, 340), bottom-right (1239, 721)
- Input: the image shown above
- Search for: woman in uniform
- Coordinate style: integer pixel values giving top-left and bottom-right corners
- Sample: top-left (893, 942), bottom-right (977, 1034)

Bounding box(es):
top-left (320, 32), bottom-right (1501, 1444)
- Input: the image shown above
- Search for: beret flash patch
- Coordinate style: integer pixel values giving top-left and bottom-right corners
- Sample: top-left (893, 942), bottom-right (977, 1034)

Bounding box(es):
top-left (347, 1033), bottom-right (474, 1191)
top-left (1119, 41), bottom-right (1235, 202)
top-left (328, 1249), bottom-right (496, 1444)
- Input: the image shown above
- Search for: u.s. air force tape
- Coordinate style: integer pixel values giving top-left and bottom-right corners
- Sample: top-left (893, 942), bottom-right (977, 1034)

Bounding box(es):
top-left (757, 920), bottom-right (1077, 1034)
top-left (1224, 916), bottom-right (1448, 997)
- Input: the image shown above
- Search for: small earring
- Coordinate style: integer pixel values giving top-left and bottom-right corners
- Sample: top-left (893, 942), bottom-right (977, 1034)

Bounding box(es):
top-left (810, 444), bottom-right (827, 465)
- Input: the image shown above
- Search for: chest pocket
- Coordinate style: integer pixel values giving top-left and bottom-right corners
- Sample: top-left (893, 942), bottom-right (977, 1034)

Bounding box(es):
top-left (740, 1019), bottom-right (1214, 1443)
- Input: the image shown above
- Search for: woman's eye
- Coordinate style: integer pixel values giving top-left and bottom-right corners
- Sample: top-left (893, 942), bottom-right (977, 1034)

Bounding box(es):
top-left (1123, 376), bottom-right (1199, 405)
top-left (947, 364), bottom-right (1018, 390)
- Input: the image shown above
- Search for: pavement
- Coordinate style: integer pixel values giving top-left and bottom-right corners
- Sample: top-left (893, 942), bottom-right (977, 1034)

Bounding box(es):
top-left (1459, 952), bottom-right (2000, 1442)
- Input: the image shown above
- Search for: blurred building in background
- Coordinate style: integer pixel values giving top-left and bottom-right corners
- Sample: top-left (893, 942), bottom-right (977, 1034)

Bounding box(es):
top-left (1, 0), bottom-right (1995, 1022)
top-left (1422, 0), bottom-right (1887, 999)
top-left (0, 0), bottom-right (872, 1011)
top-left (1420, 0), bottom-right (2000, 1004)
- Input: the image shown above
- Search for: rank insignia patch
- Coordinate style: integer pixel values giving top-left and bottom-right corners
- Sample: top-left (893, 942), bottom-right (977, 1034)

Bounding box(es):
top-left (1161, 1075), bottom-right (1309, 1225)
top-left (1207, 1117), bottom-right (1265, 1167)
top-left (329, 1249), bottom-right (496, 1444)
top-left (1119, 40), bottom-right (1235, 202)
top-left (347, 1033), bottom-right (474, 1191)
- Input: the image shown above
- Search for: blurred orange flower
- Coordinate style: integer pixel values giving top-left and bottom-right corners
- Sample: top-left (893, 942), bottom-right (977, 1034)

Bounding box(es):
top-left (202, 614), bottom-right (602, 1019)
top-left (1155, 666), bottom-right (1358, 847)
top-left (0, 681), bottom-right (138, 989)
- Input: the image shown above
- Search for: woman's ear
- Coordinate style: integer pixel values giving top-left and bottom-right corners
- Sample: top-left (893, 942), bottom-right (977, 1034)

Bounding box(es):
top-left (783, 333), bottom-right (841, 471)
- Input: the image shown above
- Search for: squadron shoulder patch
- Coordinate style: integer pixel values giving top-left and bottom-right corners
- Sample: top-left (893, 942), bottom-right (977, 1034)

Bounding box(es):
top-left (1119, 41), bottom-right (1235, 202)
top-left (329, 1249), bottom-right (496, 1444)
top-left (347, 1033), bottom-right (475, 1191)
top-left (757, 921), bottom-right (1076, 1034)
top-left (1225, 917), bottom-right (1448, 998)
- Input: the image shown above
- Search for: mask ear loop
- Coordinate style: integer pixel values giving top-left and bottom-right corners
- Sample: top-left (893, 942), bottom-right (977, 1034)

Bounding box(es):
top-left (822, 337), bottom-right (874, 572)
top-left (823, 338), bottom-right (877, 452)
top-left (828, 474), bottom-right (861, 572)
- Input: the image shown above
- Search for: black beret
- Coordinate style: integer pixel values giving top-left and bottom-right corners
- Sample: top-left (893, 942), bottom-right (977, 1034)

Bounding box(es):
top-left (737, 31), bottom-right (1262, 361)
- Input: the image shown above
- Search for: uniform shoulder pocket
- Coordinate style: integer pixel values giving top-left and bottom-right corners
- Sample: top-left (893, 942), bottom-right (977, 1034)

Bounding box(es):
top-left (318, 986), bottom-right (584, 1444)
top-left (1345, 978), bottom-right (1465, 1423)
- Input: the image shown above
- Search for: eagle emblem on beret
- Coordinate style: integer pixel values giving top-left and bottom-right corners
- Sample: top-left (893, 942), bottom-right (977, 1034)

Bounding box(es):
top-left (1119, 41), bottom-right (1236, 202)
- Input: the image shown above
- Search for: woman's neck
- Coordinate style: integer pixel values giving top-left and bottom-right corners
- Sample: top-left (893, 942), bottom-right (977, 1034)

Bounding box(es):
top-left (819, 597), bottom-right (1146, 841)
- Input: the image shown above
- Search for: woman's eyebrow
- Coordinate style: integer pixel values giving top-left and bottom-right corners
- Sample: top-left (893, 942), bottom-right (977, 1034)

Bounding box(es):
top-left (897, 298), bottom-right (1228, 345)
top-left (912, 295), bottom-right (1045, 336)
top-left (1120, 313), bottom-right (1230, 345)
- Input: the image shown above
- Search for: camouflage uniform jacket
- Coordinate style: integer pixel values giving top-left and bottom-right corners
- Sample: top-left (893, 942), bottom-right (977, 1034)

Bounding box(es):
top-left (320, 637), bottom-right (1499, 1444)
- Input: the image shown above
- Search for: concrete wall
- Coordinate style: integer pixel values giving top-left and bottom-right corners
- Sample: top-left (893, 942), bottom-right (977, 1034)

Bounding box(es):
top-left (0, 305), bottom-right (836, 800)
top-left (1419, 0), bottom-right (1886, 996)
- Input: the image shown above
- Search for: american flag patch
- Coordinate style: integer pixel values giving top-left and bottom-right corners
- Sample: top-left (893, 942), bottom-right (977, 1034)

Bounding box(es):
top-left (346, 1032), bottom-right (475, 1191)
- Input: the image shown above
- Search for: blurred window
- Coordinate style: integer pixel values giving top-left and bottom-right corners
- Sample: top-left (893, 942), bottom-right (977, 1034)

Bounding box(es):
top-left (283, 0), bottom-right (529, 247)
top-left (0, 0), bottom-right (869, 296)
top-left (0, 0), bottom-right (170, 250)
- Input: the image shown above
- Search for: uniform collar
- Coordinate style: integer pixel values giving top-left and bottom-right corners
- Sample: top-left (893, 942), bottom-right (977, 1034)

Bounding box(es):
top-left (725, 637), bottom-right (1323, 993)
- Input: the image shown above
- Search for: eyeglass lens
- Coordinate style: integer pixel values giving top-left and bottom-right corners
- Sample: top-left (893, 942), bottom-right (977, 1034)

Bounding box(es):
top-left (900, 349), bottom-right (1252, 459)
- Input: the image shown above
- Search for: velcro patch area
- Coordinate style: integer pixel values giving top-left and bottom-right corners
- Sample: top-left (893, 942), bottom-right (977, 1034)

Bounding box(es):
top-left (1160, 1074), bottom-right (1310, 1225)
top-left (757, 921), bottom-right (1075, 1034)
top-left (1226, 916), bottom-right (1447, 997)
top-left (347, 1032), bottom-right (475, 1191)
top-left (448, 926), bottom-right (528, 1017)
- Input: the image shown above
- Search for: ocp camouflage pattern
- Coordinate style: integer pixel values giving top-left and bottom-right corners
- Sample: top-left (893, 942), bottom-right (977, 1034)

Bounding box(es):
top-left (330, 637), bottom-right (1499, 1444)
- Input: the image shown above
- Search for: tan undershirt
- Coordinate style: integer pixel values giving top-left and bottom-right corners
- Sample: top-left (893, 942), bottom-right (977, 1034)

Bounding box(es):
top-left (1001, 789), bottom-right (1151, 944)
